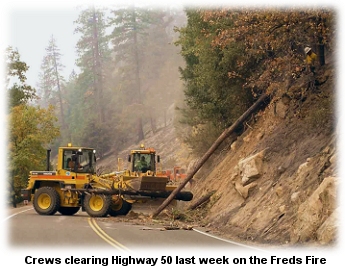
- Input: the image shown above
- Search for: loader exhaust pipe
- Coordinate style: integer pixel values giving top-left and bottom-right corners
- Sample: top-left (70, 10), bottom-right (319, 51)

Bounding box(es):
top-left (46, 149), bottom-right (51, 171)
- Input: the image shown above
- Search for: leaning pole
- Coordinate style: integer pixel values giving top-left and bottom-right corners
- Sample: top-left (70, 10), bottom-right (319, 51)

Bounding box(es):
top-left (151, 93), bottom-right (270, 218)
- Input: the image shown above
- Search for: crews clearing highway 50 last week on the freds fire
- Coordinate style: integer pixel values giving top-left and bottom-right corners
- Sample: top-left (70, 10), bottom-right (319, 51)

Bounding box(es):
top-left (25, 255), bottom-right (326, 266)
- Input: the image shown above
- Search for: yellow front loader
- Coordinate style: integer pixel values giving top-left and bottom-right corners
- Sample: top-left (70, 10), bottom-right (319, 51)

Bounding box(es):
top-left (20, 143), bottom-right (193, 218)
top-left (116, 144), bottom-right (193, 202)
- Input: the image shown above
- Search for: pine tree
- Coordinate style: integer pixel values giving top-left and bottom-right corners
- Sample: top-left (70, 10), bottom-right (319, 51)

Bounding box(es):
top-left (108, 5), bottom-right (161, 142)
top-left (74, 6), bottom-right (111, 157)
top-left (37, 35), bottom-right (66, 130)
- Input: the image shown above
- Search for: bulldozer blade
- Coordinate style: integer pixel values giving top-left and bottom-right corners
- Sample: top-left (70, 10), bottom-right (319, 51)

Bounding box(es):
top-left (127, 176), bottom-right (169, 192)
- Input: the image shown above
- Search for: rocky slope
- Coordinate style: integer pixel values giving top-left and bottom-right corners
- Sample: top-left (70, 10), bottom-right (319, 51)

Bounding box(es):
top-left (187, 65), bottom-right (337, 246)
top-left (98, 63), bottom-right (337, 247)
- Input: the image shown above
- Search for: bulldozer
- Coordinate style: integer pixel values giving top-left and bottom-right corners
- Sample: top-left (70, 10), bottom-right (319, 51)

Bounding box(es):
top-left (20, 143), bottom-right (193, 218)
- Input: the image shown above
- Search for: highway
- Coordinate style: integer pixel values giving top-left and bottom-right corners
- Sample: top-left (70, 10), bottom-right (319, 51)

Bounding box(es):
top-left (5, 204), bottom-right (263, 252)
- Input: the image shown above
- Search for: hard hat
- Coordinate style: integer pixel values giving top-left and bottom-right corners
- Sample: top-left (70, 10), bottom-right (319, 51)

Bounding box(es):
top-left (304, 47), bottom-right (312, 54)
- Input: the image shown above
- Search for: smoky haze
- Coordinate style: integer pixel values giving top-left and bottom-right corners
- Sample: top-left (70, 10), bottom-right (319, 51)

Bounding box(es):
top-left (7, 8), bottom-right (81, 88)
top-left (6, 4), bottom-right (188, 161)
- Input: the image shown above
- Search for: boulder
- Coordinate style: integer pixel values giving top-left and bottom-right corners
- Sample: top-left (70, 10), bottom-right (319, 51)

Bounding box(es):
top-left (238, 150), bottom-right (265, 186)
top-left (275, 101), bottom-right (288, 119)
top-left (235, 181), bottom-right (257, 199)
top-left (290, 177), bottom-right (337, 243)
top-left (316, 207), bottom-right (339, 245)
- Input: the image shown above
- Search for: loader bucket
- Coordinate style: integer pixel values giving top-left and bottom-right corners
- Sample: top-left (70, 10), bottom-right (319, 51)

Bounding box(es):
top-left (126, 176), bottom-right (169, 192)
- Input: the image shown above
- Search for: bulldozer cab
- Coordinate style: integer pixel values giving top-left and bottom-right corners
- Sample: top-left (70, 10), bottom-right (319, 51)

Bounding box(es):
top-left (61, 146), bottom-right (96, 174)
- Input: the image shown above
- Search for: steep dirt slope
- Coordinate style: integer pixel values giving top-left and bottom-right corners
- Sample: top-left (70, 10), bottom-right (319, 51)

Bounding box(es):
top-left (181, 64), bottom-right (337, 246)
top-left (97, 121), bottom-right (192, 174)
top-left (99, 64), bottom-right (337, 247)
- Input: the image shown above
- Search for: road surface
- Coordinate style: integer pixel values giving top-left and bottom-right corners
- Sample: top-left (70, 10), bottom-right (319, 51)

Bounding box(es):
top-left (5, 204), bottom-right (262, 252)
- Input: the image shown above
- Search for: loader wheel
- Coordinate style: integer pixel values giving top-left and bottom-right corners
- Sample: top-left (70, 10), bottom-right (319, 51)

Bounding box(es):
top-left (58, 207), bottom-right (80, 216)
top-left (109, 199), bottom-right (132, 216)
top-left (33, 187), bottom-right (60, 215)
top-left (83, 194), bottom-right (111, 217)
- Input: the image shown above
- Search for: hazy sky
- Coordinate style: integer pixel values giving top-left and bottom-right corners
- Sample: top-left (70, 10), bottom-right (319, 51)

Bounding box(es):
top-left (7, 7), bottom-right (81, 87)
top-left (3, 1), bottom-right (186, 88)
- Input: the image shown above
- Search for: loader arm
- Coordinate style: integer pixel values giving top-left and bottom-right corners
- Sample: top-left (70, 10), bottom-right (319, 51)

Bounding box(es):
top-left (90, 175), bottom-right (116, 190)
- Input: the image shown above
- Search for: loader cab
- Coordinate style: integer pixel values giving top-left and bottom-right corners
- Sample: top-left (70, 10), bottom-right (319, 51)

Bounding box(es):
top-left (131, 153), bottom-right (155, 173)
top-left (128, 145), bottom-right (160, 173)
top-left (61, 144), bottom-right (96, 174)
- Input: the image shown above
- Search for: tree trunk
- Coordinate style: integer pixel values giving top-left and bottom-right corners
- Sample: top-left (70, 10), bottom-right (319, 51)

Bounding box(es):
top-left (318, 41), bottom-right (325, 66)
top-left (52, 50), bottom-right (65, 131)
top-left (150, 112), bottom-right (157, 134)
top-left (92, 9), bottom-right (105, 124)
top-left (187, 190), bottom-right (216, 210)
top-left (316, 15), bottom-right (326, 67)
top-left (151, 93), bottom-right (270, 218)
top-left (132, 10), bottom-right (144, 142)
top-left (137, 117), bottom-right (144, 142)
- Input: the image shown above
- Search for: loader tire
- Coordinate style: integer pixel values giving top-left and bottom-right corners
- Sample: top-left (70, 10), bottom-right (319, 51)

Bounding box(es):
top-left (83, 194), bottom-right (111, 217)
top-left (33, 187), bottom-right (60, 215)
top-left (109, 200), bottom-right (132, 216)
top-left (58, 207), bottom-right (80, 216)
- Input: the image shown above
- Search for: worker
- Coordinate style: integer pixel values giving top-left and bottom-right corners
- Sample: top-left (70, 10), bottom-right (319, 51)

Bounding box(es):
top-left (135, 156), bottom-right (148, 172)
top-left (67, 157), bottom-right (80, 169)
top-left (66, 158), bottom-right (73, 169)
top-left (304, 46), bottom-right (318, 75)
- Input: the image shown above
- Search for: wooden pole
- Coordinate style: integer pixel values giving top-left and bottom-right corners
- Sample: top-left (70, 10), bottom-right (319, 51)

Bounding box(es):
top-left (151, 93), bottom-right (270, 218)
top-left (187, 190), bottom-right (216, 210)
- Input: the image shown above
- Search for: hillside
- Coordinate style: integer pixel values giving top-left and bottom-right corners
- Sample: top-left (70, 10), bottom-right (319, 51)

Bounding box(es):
top-left (96, 103), bottom-right (194, 173)
top-left (98, 63), bottom-right (337, 246)
top-left (182, 64), bottom-right (336, 246)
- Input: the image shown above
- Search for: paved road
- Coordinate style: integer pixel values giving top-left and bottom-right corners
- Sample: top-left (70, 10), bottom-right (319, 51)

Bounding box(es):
top-left (5, 205), bottom-right (261, 252)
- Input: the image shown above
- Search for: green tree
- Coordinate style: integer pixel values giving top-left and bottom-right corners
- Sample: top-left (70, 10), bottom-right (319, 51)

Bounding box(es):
top-left (108, 5), bottom-right (162, 142)
top-left (201, 8), bottom-right (335, 94)
top-left (175, 10), bottom-right (252, 154)
top-left (9, 105), bottom-right (60, 189)
top-left (74, 6), bottom-right (111, 157)
top-left (75, 6), bottom-right (110, 124)
top-left (5, 47), bottom-right (37, 108)
top-left (175, 8), bottom-right (334, 155)
top-left (5, 47), bottom-right (60, 200)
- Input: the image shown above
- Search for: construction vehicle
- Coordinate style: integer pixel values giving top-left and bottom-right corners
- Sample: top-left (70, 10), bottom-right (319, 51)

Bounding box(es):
top-left (20, 143), bottom-right (193, 218)
top-left (156, 166), bottom-right (188, 185)
top-left (117, 144), bottom-right (192, 202)
top-left (166, 167), bottom-right (187, 183)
